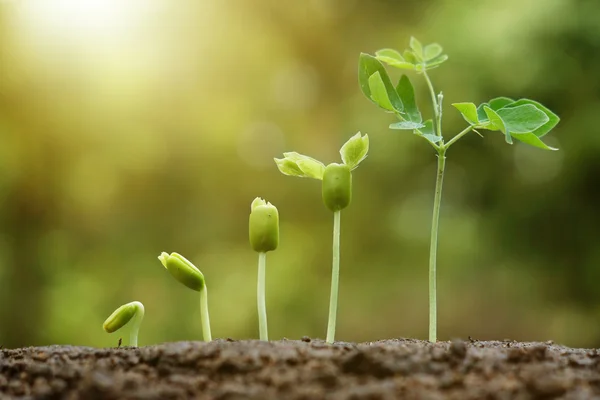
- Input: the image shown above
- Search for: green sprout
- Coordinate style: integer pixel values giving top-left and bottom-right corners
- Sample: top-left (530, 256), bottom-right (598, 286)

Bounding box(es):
top-left (158, 252), bottom-right (212, 342)
top-left (358, 37), bottom-right (560, 342)
top-left (249, 197), bottom-right (280, 341)
top-left (275, 132), bottom-right (369, 343)
top-left (103, 301), bottom-right (145, 347)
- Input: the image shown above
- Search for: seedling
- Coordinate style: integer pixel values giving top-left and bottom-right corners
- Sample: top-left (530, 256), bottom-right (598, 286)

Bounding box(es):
top-left (102, 301), bottom-right (145, 347)
top-left (158, 252), bottom-right (212, 341)
top-left (275, 132), bottom-right (369, 343)
top-left (358, 37), bottom-right (559, 342)
top-left (249, 197), bottom-right (280, 341)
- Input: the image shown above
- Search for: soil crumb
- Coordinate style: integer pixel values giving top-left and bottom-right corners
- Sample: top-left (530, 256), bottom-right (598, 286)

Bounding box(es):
top-left (1, 339), bottom-right (599, 399)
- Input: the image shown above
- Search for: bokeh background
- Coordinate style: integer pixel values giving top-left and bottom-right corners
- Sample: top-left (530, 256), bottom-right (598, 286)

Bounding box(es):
top-left (0, 0), bottom-right (598, 349)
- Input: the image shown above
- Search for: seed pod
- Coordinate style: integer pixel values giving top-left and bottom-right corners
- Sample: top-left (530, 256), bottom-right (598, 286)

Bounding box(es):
top-left (103, 301), bottom-right (142, 333)
top-left (322, 163), bottom-right (352, 212)
top-left (249, 198), bottom-right (279, 253)
top-left (158, 252), bottom-right (205, 292)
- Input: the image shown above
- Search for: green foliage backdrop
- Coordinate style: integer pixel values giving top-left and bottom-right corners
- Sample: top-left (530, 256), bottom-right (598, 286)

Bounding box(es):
top-left (0, 0), bottom-right (598, 348)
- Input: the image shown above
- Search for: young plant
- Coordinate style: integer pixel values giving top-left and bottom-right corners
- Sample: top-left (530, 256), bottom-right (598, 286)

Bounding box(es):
top-left (275, 132), bottom-right (369, 343)
top-left (358, 37), bottom-right (560, 342)
top-left (158, 252), bottom-right (212, 342)
top-left (103, 301), bottom-right (145, 347)
top-left (249, 197), bottom-right (280, 341)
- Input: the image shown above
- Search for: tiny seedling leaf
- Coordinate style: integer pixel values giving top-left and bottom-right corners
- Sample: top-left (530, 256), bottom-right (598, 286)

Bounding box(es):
top-left (409, 37), bottom-right (424, 60)
top-left (452, 102), bottom-right (479, 125)
top-left (340, 132), bottom-right (369, 170)
top-left (358, 53), bottom-right (404, 112)
top-left (368, 72), bottom-right (396, 112)
top-left (276, 152), bottom-right (325, 180)
top-left (274, 157), bottom-right (305, 177)
top-left (375, 48), bottom-right (415, 69)
top-left (502, 99), bottom-right (560, 137)
top-left (511, 132), bottom-right (558, 151)
top-left (396, 75), bottom-right (422, 123)
top-left (390, 121), bottom-right (425, 130)
top-left (489, 97), bottom-right (515, 111)
top-left (424, 43), bottom-right (443, 61)
top-left (496, 104), bottom-right (549, 134)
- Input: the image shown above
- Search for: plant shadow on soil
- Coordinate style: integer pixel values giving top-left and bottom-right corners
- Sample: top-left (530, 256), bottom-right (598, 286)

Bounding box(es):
top-left (1, 338), bottom-right (599, 399)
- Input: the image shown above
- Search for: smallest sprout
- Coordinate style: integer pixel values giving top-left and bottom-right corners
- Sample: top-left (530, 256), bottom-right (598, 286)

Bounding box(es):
top-left (103, 301), bottom-right (145, 347)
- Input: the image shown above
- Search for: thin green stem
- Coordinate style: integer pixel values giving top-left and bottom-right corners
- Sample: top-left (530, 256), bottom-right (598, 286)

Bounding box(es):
top-left (444, 126), bottom-right (474, 150)
top-left (200, 286), bottom-right (212, 341)
top-left (428, 150), bottom-right (446, 342)
top-left (257, 252), bottom-right (268, 341)
top-left (423, 70), bottom-right (441, 137)
top-left (129, 301), bottom-right (144, 347)
top-left (326, 210), bottom-right (341, 344)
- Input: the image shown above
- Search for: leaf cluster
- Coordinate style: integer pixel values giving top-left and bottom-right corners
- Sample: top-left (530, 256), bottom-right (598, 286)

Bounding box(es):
top-left (358, 37), bottom-right (559, 150)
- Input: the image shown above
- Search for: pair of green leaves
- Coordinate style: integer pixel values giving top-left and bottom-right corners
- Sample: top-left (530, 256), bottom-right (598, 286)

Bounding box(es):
top-left (274, 132), bottom-right (369, 179)
top-left (374, 37), bottom-right (449, 73)
top-left (452, 98), bottom-right (559, 150)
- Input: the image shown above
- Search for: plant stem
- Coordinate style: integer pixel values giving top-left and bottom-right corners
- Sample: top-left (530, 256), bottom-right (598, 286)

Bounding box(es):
top-left (200, 286), bottom-right (212, 342)
top-left (423, 70), bottom-right (441, 137)
top-left (326, 210), bottom-right (341, 344)
top-left (428, 149), bottom-right (446, 342)
top-left (257, 252), bottom-right (268, 341)
top-left (129, 301), bottom-right (145, 347)
top-left (444, 126), bottom-right (474, 149)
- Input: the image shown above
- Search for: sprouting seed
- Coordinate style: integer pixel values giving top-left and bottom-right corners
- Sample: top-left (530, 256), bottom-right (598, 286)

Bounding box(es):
top-left (249, 197), bottom-right (280, 341)
top-left (158, 252), bottom-right (212, 342)
top-left (103, 301), bottom-right (145, 347)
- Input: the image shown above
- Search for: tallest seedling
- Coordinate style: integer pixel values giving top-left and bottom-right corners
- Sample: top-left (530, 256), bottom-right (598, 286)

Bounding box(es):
top-left (358, 37), bottom-right (559, 342)
top-left (275, 132), bottom-right (369, 343)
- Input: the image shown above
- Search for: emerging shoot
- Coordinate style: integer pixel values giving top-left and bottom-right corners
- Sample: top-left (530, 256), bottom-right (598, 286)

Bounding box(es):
top-left (249, 197), bottom-right (280, 341)
top-left (103, 301), bottom-right (145, 347)
top-left (358, 37), bottom-right (559, 342)
top-left (158, 252), bottom-right (212, 342)
top-left (275, 132), bottom-right (369, 343)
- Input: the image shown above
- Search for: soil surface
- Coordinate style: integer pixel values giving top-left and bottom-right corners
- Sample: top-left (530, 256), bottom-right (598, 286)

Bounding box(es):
top-left (1, 338), bottom-right (600, 399)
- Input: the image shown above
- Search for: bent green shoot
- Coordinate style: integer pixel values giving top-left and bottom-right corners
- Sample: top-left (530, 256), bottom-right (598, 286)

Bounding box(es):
top-left (249, 197), bottom-right (280, 341)
top-left (158, 252), bottom-right (212, 342)
top-left (103, 301), bottom-right (145, 347)
top-left (358, 37), bottom-right (560, 342)
top-left (275, 132), bottom-right (369, 343)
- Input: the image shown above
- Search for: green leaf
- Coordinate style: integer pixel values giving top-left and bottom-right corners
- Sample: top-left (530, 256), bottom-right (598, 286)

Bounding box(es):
top-left (496, 104), bottom-right (549, 134)
top-left (414, 119), bottom-right (442, 144)
top-left (502, 99), bottom-right (559, 137)
top-left (340, 132), bottom-right (369, 170)
top-left (424, 54), bottom-right (448, 69)
top-left (483, 106), bottom-right (512, 144)
top-left (511, 132), bottom-right (558, 151)
top-left (424, 43), bottom-right (443, 61)
top-left (477, 103), bottom-right (490, 123)
top-left (390, 121), bottom-right (425, 130)
top-left (396, 75), bottom-right (421, 123)
top-left (403, 50), bottom-right (417, 64)
top-left (375, 48), bottom-right (416, 70)
top-left (358, 53), bottom-right (403, 112)
top-left (275, 152), bottom-right (325, 180)
top-left (375, 48), bottom-right (403, 61)
top-left (409, 37), bottom-right (424, 60)
top-left (368, 72), bottom-right (396, 111)
top-left (489, 97), bottom-right (514, 111)
top-left (452, 102), bottom-right (479, 125)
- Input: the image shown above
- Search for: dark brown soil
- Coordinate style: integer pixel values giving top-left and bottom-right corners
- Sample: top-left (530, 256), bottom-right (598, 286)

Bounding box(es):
top-left (1, 338), bottom-right (600, 399)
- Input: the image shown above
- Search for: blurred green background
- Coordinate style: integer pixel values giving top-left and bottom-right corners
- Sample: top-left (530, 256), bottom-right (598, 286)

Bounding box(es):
top-left (0, 0), bottom-right (598, 349)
